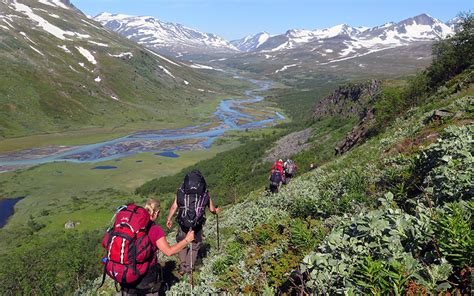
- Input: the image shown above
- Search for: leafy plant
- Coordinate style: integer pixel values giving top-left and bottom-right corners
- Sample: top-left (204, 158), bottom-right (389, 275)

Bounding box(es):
top-left (416, 125), bottom-right (473, 206)
top-left (434, 200), bottom-right (474, 268)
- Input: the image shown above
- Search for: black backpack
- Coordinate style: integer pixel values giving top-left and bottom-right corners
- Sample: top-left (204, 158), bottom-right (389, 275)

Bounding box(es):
top-left (176, 170), bottom-right (209, 229)
top-left (270, 170), bottom-right (282, 187)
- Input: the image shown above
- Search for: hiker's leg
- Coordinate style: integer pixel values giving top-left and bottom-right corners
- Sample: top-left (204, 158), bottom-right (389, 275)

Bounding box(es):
top-left (190, 226), bottom-right (203, 270)
top-left (190, 241), bottom-right (201, 270)
top-left (176, 228), bottom-right (189, 273)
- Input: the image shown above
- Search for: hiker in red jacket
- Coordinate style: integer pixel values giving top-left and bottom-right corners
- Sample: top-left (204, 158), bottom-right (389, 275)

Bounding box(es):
top-left (272, 159), bottom-right (284, 175)
top-left (269, 159), bottom-right (285, 193)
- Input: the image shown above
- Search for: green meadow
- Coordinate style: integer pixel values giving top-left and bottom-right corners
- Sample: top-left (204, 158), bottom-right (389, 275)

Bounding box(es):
top-left (0, 141), bottom-right (238, 233)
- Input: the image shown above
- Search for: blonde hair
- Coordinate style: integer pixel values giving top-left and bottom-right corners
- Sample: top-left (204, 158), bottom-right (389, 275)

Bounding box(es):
top-left (144, 199), bottom-right (160, 216)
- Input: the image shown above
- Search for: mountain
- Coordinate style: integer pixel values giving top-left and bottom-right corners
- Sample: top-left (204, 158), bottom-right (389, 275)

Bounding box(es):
top-left (94, 12), bottom-right (238, 57)
top-left (447, 16), bottom-right (463, 31)
top-left (231, 32), bottom-right (271, 52)
top-left (93, 12), bottom-right (455, 76)
top-left (250, 14), bottom-right (453, 53)
top-left (207, 14), bottom-right (455, 84)
top-left (0, 0), bottom-right (233, 138)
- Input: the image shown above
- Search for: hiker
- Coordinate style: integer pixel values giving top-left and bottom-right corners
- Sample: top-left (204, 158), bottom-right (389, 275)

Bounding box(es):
top-left (102, 200), bottom-right (195, 296)
top-left (268, 159), bottom-right (285, 193)
top-left (166, 169), bottom-right (220, 276)
top-left (272, 159), bottom-right (285, 176)
top-left (283, 159), bottom-right (297, 183)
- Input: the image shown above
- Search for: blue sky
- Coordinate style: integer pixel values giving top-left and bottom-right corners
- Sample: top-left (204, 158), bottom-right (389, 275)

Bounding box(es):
top-left (73, 0), bottom-right (472, 40)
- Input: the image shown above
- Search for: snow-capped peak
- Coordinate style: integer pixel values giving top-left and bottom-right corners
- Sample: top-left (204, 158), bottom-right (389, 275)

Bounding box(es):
top-left (447, 16), bottom-right (464, 31)
top-left (231, 32), bottom-right (271, 52)
top-left (94, 12), bottom-right (238, 55)
top-left (312, 24), bottom-right (359, 39)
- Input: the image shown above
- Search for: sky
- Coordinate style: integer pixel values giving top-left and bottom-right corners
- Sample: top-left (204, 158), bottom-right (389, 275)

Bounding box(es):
top-left (72, 0), bottom-right (473, 40)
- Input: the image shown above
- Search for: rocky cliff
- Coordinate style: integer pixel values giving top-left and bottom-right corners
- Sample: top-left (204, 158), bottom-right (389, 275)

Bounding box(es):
top-left (313, 80), bottom-right (381, 154)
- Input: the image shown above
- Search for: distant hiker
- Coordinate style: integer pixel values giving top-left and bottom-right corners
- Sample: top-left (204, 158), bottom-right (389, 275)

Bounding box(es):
top-left (166, 169), bottom-right (220, 275)
top-left (101, 200), bottom-right (195, 295)
top-left (272, 159), bottom-right (285, 176)
top-left (283, 159), bottom-right (297, 183)
top-left (268, 159), bottom-right (286, 193)
top-left (269, 167), bottom-right (283, 193)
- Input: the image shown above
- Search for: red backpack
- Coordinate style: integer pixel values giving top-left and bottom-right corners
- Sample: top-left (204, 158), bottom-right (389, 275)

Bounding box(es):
top-left (101, 204), bottom-right (153, 285)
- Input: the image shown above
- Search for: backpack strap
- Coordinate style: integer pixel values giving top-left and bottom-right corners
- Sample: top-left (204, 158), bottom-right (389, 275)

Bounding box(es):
top-left (97, 264), bottom-right (108, 291)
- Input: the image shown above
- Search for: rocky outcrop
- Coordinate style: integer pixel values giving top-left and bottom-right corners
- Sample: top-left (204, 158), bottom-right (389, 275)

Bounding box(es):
top-left (264, 128), bottom-right (313, 163)
top-left (335, 108), bottom-right (375, 155)
top-left (313, 80), bottom-right (381, 121)
top-left (312, 80), bottom-right (381, 155)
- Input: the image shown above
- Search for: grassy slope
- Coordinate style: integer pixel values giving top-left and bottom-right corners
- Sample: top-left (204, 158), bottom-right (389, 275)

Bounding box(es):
top-left (0, 0), bottom-right (252, 139)
top-left (164, 68), bottom-right (473, 295)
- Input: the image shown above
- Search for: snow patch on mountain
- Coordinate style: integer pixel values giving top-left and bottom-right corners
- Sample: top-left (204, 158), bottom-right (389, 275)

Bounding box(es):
top-left (20, 32), bottom-right (37, 45)
top-left (12, 1), bottom-right (90, 41)
top-left (145, 48), bottom-right (181, 67)
top-left (109, 52), bottom-right (133, 59)
top-left (81, 19), bottom-right (102, 30)
top-left (189, 63), bottom-right (223, 71)
top-left (37, 0), bottom-right (70, 10)
top-left (88, 41), bottom-right (109, 47)
top-left (58, 45), bottom-right (71, 53)
top-left (158, 66), bottom-right (175, 78)
top-left (76, 46), bottom-right (97, 65)
top-left (13, 1), bottom-right (70, 40)
top-left (275, 64), bottom-right (298, 73)
top-left (29, 45), bottom-right (44, 56)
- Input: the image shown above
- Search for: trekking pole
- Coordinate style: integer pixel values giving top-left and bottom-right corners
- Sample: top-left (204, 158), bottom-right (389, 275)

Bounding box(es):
top-left (189, 240), bottom-right (193, 294)
top-left (216, 204), bottom-right (220, 252)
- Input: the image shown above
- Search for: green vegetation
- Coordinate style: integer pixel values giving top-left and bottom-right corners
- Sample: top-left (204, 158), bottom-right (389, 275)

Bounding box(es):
top-left (136, 131), bottom-right (284, 207)
top-left (0, 143), bottom-right (239, 295)
top-left (1, 8), bottom-right (473, 296)
top-left (161, 15), bottom-right (473, 295)
top-left (0, 0), bottom-right (252, 139)
top-left (0, 230), bottom-right (103, 295)
top-left (373, 14), bottom-right (474, 131)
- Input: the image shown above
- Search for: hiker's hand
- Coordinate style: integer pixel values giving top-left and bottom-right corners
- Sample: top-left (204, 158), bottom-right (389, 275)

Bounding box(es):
top-left (166, 219), bottom-right (172, 229)
top-left (214, 208), bottom-right (221, 214)
top-left (185, 230), bottom-right (195, 243)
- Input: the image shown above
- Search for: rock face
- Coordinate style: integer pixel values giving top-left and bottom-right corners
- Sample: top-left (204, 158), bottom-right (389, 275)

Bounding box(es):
top-left (264, 128), bottom-right (313, 163)
top-left (335, 108), bottom-right (375, 155)
top-left (313, 80), bottom-right (381, 121)
top-left (313, 80), bottom-right (381, 155)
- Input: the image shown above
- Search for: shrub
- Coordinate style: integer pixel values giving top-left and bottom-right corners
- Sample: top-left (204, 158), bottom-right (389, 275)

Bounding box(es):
top-left (434, 200), bottom-right (474, 268)
top-left (415, 125), bottom-right (473, 206)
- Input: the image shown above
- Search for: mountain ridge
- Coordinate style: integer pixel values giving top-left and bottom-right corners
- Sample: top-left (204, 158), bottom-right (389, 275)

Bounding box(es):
top-left (94, 12), bottom-right (239, 57)
top-left (0, 0), bottom-right (240, 138)
top-left (94, 12), bottom-right (457, 65)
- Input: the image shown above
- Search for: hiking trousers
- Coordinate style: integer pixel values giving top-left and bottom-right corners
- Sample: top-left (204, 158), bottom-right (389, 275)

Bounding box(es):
top-left (176, 225), bottom-right (203, 273)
